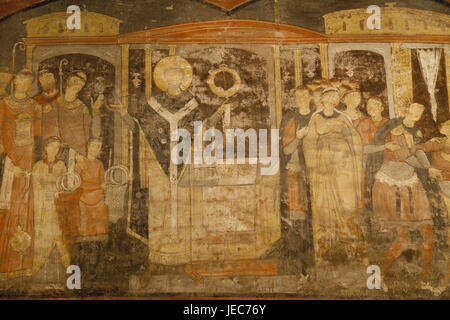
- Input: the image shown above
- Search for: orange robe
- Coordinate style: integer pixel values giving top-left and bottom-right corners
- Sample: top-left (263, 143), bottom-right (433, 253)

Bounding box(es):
top-left (0, 96), bottom-right (41, 279)
top-left (77, 158), bottom-right (108, 240)
top-left (53, 96), bottom-right (91, 156)
top-left (33, 92), bottom-right (60, 141)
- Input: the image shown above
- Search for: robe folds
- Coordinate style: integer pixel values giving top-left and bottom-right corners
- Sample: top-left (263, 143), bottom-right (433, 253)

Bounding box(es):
top-left (0, 96), bottom-right (41, 279)
top-left (56, 158), bottom-right (108, 244)
top-left (32, 160), bottom-right (70, 273)
top-left (303, 110), bottom-right (366, 266)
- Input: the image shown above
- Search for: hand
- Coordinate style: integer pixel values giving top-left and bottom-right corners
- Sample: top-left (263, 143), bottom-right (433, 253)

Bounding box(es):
top-left (430, 137), bottom-right (446, 144)
top-left (296, 127), bottom-right (309, 139)
top-left (12, 165), bottom-right (26, 177)
top-left (429, 167), bottom-right (443, 180)
top-left (91, 94), bottom-right (105, 114)
top-left (101, 182), bottom-right (106, 190)
top-left (385, 142), bottom-right (401, 151)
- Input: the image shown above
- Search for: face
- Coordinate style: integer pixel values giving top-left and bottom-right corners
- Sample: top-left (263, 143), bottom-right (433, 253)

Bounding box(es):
top-left (14, 75), bottom-right (34, 92)
top-left (321, 91), bottom-right (340, 109)
top-left (295, 89), bottom-right (310, 108)
top-left (0, 72), bottom-right (12, 89)
top-left (132, 76), bottom-right (142, 89)
top-left (367, 99), bottom-right (383, 117)
top-left (343, 92), bottom-right (361, 108)
top-left (39, 73), bottom-right (56, 92)
top-left (46, 141), bottom-right (61, 159)
top-left (440, 123), bottom-right (450, 136)
top-left (165, 68), bottom-right (184, 87)
top-left (67, 76), bottom-right (86, 94)
top-left (88, 141), bottom-right (102, 158)
top-left (407, 104), bottom-right (424, 122)
top-left (312, 91), bottom-right (321, 106)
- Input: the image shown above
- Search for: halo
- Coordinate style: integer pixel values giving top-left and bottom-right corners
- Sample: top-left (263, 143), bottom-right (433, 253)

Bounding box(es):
top-left (207, 66), bottom-right (241, 98)
top-left (56, 172), bottom-right (82, 192)
top-left (105, 165), bottom-right (129, 186)
top-left (153, 56), bottom-right (193, 96)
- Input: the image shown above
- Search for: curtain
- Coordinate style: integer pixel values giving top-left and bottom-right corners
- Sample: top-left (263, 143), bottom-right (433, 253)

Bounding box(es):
top-left (417, 48), bottom-right (442, 122)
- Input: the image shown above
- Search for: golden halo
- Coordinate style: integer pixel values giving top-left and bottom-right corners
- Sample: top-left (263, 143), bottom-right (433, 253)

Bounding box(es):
top-left (207, 66), bottom-right (241, 98)
top-left (153, 56), bottom-right (193, 96)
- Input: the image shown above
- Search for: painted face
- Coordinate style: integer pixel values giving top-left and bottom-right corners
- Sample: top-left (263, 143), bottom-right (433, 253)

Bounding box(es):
top-left (0, 72), bottom-right (12, 89)
top-left (295, 89), bottom-right (310, 108)
top-left (440, 122), bottom-right (450, 136)
top-left (343, 91), bottom-right (361, 108)
top-left (88, 140), bottom-right (102, 158)
top-left (407, 104), bottom-right (424, 122)
top-left (321, 91), bottom-right (340, 109)
top-left (312, 91), bottom-right (322, 107)
top-left (14, 75), bottom-right (34, 93)
top-left (367, 99), bottom-right (383, 117)
top-left (131, 76), bottom-right (142, 89)
top-left (39, 73), bottom-right (56, 92)
top-left (67, 76), bottom-right (86, 94)
top-left (45, 141), bottom-right (61, 160)
top-left (165, 68), bottom-right (184, 87)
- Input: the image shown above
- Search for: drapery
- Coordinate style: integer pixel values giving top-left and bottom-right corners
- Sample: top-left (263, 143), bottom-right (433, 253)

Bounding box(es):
top-left (417, 48), bottom-right (442, 122)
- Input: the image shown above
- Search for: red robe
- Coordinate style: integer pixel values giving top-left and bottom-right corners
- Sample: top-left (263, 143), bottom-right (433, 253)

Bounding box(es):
top-left (53, 95), bottom-right (91, 156)
top-left (0, 96), bottom-right (41, 279)
top-left (33, 92), bottom-right (60, 141)
top-left (77, 158), bottom-right (108, 239)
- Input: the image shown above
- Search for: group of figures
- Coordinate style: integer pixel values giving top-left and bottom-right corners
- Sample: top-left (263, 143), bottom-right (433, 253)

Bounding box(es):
top-left (280, 77), bottom-right (449, 294)
top-left (0, 66), bottom-right (110, 289)
top-left (0, 54), bottom-right (449, 296)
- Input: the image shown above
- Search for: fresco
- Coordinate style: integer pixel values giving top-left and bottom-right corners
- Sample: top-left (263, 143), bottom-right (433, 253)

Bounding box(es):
top-left (0, 0), bottom-right (449, 299)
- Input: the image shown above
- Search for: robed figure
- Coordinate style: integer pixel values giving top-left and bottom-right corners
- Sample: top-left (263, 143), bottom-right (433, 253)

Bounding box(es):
top-left (303, 87), bottom-right (366, 269)
top-left (0, 70), bottom-right (41, 280)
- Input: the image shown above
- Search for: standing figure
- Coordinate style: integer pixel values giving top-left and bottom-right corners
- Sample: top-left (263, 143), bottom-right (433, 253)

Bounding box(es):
top-left (0, 69), bottom-right (41, 280)
top-left (411, 120), bottom-right (450, 294)
top-left (356, 97), bottom-right (390, 209)
top-left (372, 103), bottom-right (434, 291)
top-left (303, 87), bottom-right (367, 275)
top-left (32, 136), bottom-right (69, 285)
top-left (280, 85), bottom-right (315, 274)
top-left (33, 69), bottom-right (60, 142)
top-left (341, 85), bottom-right (364, 127)
top-left (53, 71), bottom-right (92, 156)
top-left (70, 138), bottom-right (108, 289)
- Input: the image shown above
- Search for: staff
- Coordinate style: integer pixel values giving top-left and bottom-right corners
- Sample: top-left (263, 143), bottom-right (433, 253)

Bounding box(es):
top-left (10, 41), bottom-right (25, 93)
top-left (59, 58), bottom-right (69, 94)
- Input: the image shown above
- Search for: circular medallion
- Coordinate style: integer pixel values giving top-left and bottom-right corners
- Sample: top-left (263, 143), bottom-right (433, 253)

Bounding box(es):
top-left (9, 226), bottom-right (31, 254)
top-left (207, 66), bottom-right (241, 98)
top-left (56, 171), bottom-right (82, 192)
top-left (105, 165), bottom-right (130, 186)
top-left (153, 56), bottom-right (193, 96)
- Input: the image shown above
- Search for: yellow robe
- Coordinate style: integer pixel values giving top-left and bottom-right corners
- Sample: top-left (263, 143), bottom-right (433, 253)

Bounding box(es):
top-left (32, 160), bottom-right (70, 273)
top-left (303, 111), bottom-right (365, 266)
